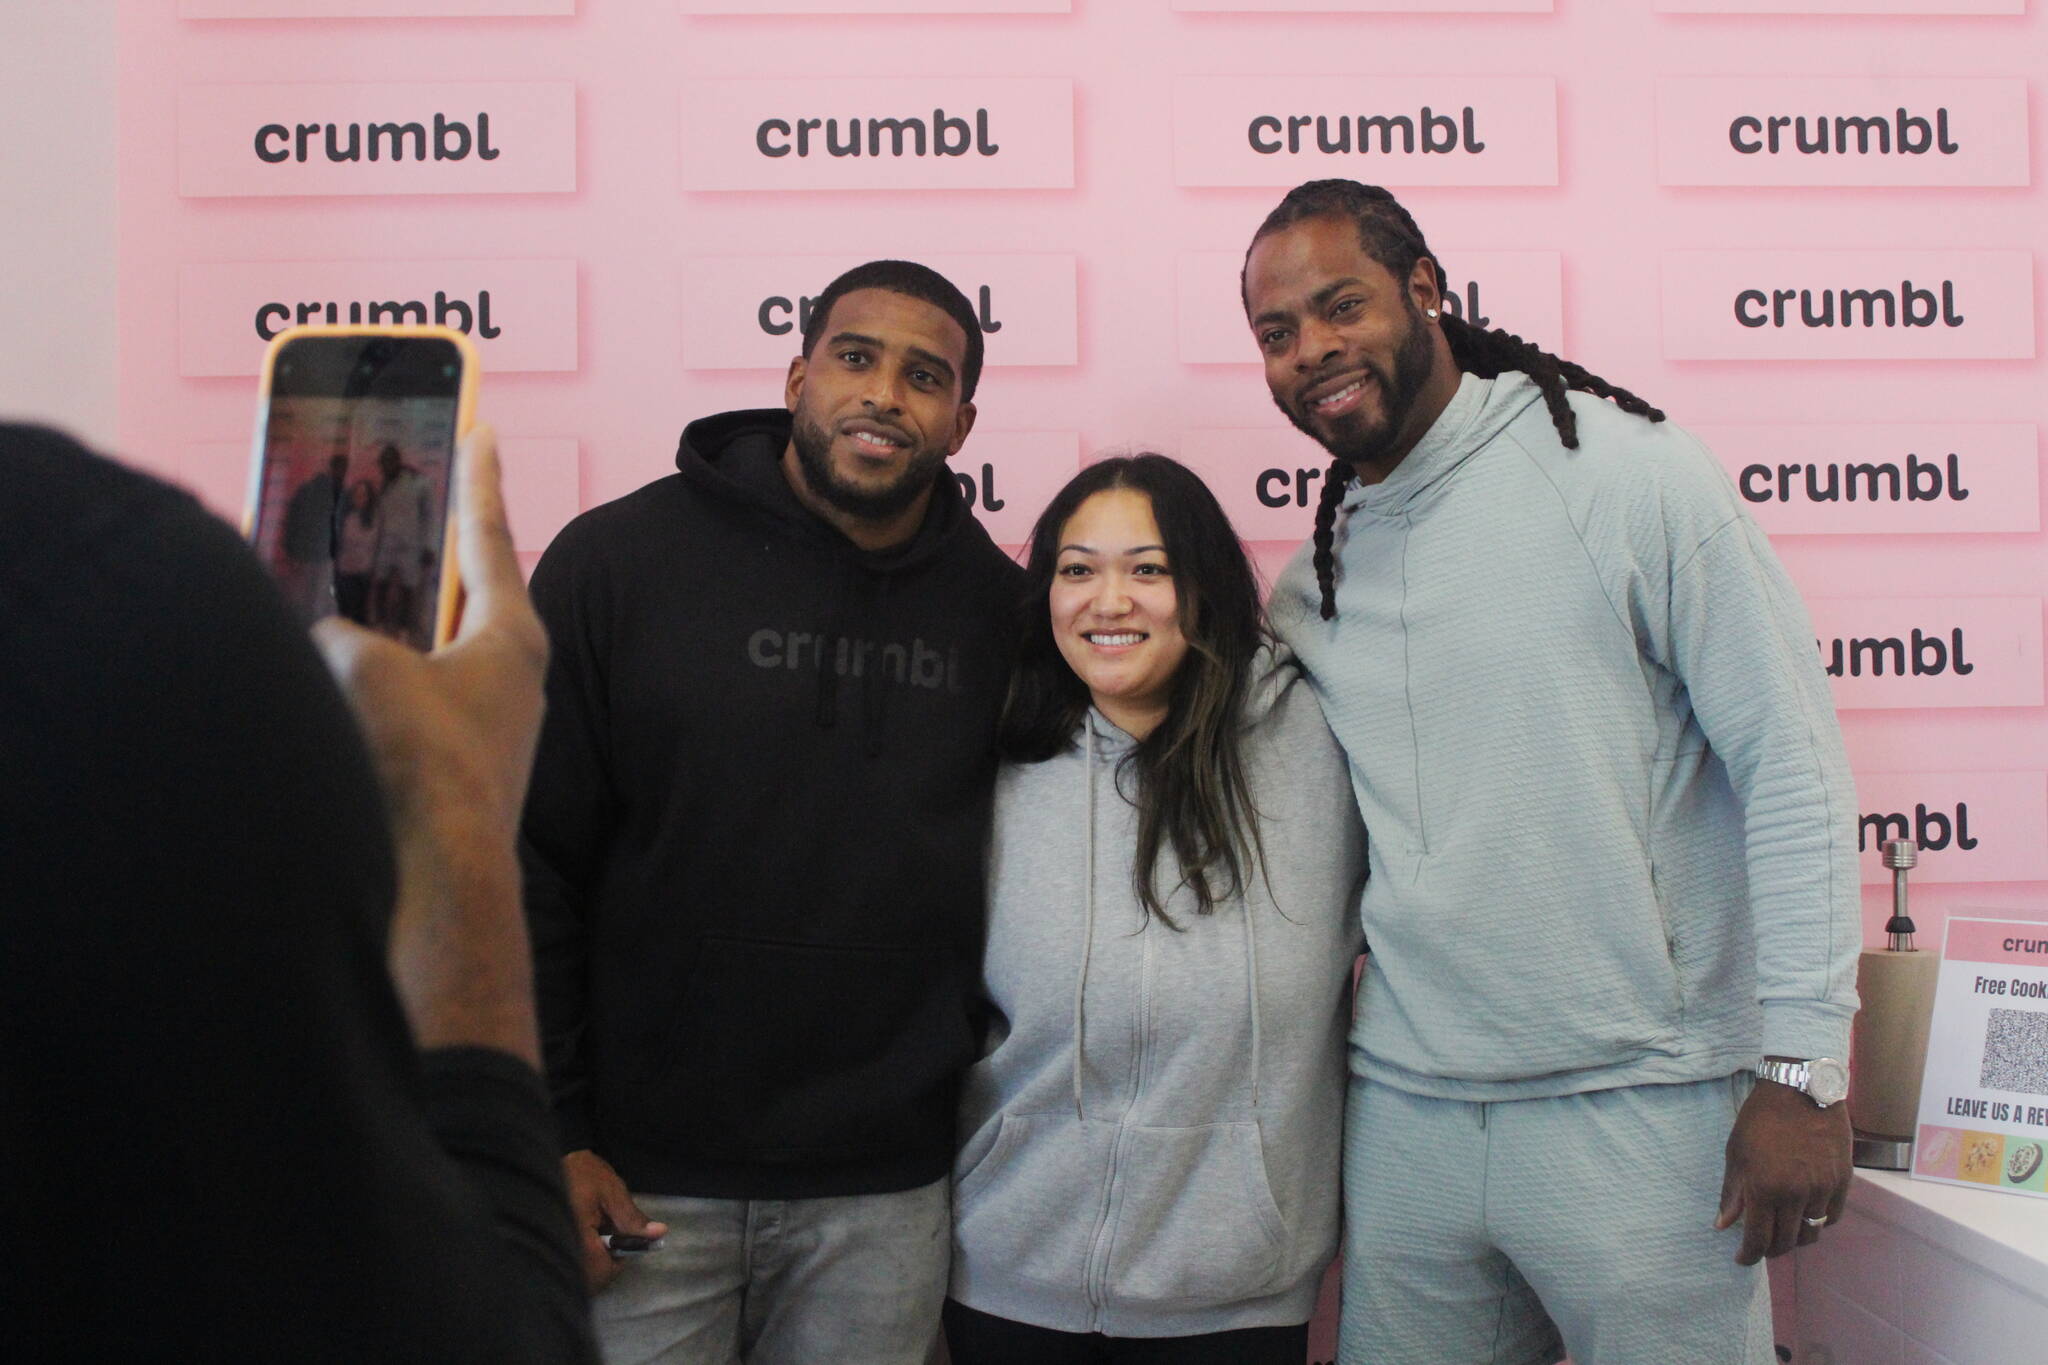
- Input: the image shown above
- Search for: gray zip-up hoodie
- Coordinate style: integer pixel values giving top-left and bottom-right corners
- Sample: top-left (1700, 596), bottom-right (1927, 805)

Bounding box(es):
top-left (949, 650), bottom-right (1366, 1337)
top-left (1272, 371), bottom-right (1861, 1102)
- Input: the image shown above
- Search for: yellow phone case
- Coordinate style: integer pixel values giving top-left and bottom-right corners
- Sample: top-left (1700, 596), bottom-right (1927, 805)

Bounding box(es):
top-left (249, 323), bottom-right (482, 649)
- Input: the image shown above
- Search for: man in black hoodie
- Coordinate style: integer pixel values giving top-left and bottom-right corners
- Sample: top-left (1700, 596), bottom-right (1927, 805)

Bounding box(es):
top-left (521, 260), bottom-right (1023, 1364)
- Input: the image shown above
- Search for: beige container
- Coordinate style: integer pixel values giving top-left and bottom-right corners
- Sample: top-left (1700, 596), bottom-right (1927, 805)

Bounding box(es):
top-left (1848, 947), bottom-right (1942, 1140)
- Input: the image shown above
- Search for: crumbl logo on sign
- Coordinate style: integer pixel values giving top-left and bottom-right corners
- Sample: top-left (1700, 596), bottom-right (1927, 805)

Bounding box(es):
top-left (1657, 1), bottom-right (2019, 13)
top-left (1656, 78), bottom-right (2028, 187)
top-left (1172, 1), bottom-right (1549, 10)
top-left (1807, 598), bottom-right (2043, 710)
top-left (682, 1), bottom-right (1067, 11)
top-left (1175, 428), bottom-right (1336, 540)
top-left (951, 432), bottom-right (1082, 546)
top-left (177, 260), bottom-right (579, 377)
top-left (181, 1), bottom-right (574, 15)
top-left (178, 82), bottom-right (576, 197)
top-left (680, 79), bottom-right (1072, 191)
top-left (1172, 76), bottom-right (1556, 187)
top-left (1699, 424), bottom-right (2039, 535)
top-left (1174, 250), bottom-right (1562, 364)
top-left (679, 254), bottom-right (1077, 370)
top-left (1660, 251), bottom-right (2033, 360)
top-left (1852, 771), bottom-right (2048, 886)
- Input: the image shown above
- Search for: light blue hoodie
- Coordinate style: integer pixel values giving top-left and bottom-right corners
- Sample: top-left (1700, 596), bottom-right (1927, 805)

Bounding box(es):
top-left (1273, 371), bottom-right (1861, 1101)
top-left (949, 651), bottom-right (1366, 1337)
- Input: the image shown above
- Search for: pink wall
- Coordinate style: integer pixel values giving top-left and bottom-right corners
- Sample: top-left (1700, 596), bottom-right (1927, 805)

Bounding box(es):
top-left (116, 6), bottom-right (2046, 1349)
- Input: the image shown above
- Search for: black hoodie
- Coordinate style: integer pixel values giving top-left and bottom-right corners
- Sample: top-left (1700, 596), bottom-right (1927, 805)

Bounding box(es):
top-left (520, 409), bottom-right (1024, 1198)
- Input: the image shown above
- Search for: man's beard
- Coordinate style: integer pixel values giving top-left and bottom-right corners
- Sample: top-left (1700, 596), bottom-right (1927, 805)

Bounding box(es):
top-left (790, 410), bottom-right (951, 522)
top-left (1277, 300), bottom-right (1436, 469)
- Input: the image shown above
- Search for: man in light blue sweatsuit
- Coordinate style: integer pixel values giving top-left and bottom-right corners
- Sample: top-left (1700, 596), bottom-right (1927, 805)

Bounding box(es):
top-left (1240, 180), bottom-right (1862, 1365)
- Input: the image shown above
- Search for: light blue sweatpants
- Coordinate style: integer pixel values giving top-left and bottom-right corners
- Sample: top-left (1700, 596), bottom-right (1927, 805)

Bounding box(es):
top-left (1340, 1074), bottom-right (1774, 1365)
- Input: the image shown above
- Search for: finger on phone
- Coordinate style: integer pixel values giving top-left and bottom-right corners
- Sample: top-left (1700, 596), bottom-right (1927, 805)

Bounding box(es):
top-left (450, 425), bottom-right (523, 635)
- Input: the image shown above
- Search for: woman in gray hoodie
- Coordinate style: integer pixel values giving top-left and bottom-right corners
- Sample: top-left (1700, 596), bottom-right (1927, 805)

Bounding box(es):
top-left (945, 455), bottom-right (1367, 1363)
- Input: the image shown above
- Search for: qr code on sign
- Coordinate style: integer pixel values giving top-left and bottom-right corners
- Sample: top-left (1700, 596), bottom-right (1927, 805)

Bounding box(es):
top-left (1980, 1008), bottom-right (2048, 1096)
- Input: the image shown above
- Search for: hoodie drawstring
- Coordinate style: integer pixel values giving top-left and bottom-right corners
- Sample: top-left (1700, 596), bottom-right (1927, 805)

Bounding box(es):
top-left (1073, 721), bottom-right (1097, 1120)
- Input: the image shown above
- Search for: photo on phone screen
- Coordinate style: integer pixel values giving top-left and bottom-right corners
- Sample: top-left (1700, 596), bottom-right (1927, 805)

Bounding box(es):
top-left (249, 333), bottom-right (462, 651)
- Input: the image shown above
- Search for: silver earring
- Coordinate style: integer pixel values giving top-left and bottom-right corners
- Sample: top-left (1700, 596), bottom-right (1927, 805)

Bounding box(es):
top-left (1426, 308), bottom-right (1440, 319)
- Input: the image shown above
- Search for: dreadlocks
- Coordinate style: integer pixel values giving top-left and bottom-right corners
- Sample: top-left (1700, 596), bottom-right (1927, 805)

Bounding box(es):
top-left (1243, 180), bottom-right (1668, 620)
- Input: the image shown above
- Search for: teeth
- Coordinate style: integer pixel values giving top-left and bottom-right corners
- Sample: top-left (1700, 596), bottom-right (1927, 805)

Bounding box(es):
top-left (1315, 381), bottom-right (1363, 410)
top-left (1087, 632), bottom-right (1143, 646)
top-left (851, 430), bottom-right (901, 448)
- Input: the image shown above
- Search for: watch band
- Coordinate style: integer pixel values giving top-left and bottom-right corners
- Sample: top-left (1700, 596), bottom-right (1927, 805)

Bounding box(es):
top-left (1756, 1056), bottom-right (1849, 1107)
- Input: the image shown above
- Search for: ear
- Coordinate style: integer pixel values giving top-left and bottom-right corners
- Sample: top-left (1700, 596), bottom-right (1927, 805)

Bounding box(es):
top-left (946, 400), bottom-right (977, 458)
top-left (783, 355), bottom-right (807, 413)
top-left (1408, 256), bottom-right (1443, 318)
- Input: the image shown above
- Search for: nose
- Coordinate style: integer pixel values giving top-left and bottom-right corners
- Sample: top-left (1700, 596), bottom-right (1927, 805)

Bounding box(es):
top-left (1094, 574), bottom-right (1133, 616)
top-left (860, 367), bottom-right (905, 415)
top-left (1295, 314), bottom-right (1343, 369)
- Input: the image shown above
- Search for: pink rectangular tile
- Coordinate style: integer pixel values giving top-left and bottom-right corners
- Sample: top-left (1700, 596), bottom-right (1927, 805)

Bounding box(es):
top-left (178, 82), bottom-right (576, 197)
top-left (179, 259), bottom-right (579, 377)
top-left (1853, 771), bottom-right (2048, 884)
top-left (1657, 78), bottom-right (2028, 187)
top-left (1661, 251), bottom-right (2034, 360)
top-left (1700, 425), bottom-right (2039, 535)
top-left (182, 1), bottom-right (574, 15)
top-left (680, 79), bottom-right (1072, 191)
top-left (1173, 76), bottom-right (1556, 187)
top-left (1808, 597), bottom-right (2044, 709)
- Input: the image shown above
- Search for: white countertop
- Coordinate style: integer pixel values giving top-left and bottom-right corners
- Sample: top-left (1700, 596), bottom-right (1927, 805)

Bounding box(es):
top-left (1852, 1168), bottom-right (2048, 1301)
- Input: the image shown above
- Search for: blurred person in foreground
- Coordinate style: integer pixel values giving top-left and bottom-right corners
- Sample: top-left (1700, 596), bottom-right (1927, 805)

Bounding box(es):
top-left (0, 422), bottom-right (595, 1363)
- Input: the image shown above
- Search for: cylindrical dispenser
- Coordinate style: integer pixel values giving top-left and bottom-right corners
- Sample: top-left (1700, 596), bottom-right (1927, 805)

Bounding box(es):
top-left (1849, 838), bottom-right (1940, 1170)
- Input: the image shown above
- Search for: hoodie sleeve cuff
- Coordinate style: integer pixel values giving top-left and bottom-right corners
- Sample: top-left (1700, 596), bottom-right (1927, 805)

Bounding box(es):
top-left (1761, 1000), bottom-right (1857, 1064)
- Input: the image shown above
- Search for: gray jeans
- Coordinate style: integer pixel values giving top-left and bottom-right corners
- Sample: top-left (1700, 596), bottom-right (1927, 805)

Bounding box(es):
top-left (594, 1176), bottom-right (951, 1365)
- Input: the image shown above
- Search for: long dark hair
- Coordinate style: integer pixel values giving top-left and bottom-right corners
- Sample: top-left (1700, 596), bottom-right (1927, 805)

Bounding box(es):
top-left (1243, 179), bottom-right (1668, 620)
top-left (1001, 455), bottom-right (1267, 927)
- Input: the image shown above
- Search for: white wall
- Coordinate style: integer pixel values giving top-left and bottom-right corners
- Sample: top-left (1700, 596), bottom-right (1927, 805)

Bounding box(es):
top-left (0, 0), bottom-right (117, 452)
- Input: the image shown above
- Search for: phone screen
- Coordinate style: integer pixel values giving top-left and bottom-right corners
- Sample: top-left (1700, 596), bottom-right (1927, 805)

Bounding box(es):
top-left (250, 334), bottom-right (461, 651)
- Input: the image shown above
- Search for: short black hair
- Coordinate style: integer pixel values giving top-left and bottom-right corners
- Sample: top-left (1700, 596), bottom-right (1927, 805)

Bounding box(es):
top-left (799, 259), bottom-right (984, 402)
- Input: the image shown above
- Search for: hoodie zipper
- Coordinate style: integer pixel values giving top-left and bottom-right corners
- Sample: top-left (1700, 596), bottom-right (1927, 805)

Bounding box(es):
top-left (1082, 874), bottom-right (1152, 1329)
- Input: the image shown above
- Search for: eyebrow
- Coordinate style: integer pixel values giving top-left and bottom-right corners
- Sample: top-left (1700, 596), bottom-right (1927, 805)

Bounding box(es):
top-left (1250, 276), bottom-right (1366, 329)
top-left (1059, 543), bottom-right (1168, 556)
top-left (827, 331), bottom-right (958, 386)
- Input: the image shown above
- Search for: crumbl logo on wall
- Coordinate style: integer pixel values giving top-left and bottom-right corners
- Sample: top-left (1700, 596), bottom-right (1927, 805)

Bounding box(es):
top-left (1699, 424), bottom-right (2039, 535)
top-left (180, 1), bottom-right (574, 15)
top-left (951, 432), bottom-right (1082, 546)
top-left (1174, 250), bottom-right (1562, 364)
top-left (1172, 76), bottom-right (1557, 187)
top-left (678, 254), bottom-right (1077, 371)
top-left (680, 79), bottom-right (1073, 191)
top-left (1656, 78), bottom-right (2029, 187)
top-left (1657, 1), bottom-right (2019, 12)
top-left (1852, 771), bottom-right (2048, 885)
top-left (1807, 598), bottom-right (2043, 709)
top-left (682, 1), bottom-right (1067, 11)
top-left (177, 260), bottom-right (579, 377)
top-left (178, 82), bottom-right (576, 197)
top-left (1175, 427), bottom-right (1339, 539)
top-left (1659, 251), bottom-right (2034, 360)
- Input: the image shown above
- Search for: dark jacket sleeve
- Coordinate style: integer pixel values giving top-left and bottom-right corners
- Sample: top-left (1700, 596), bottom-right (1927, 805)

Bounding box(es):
top-left (0, 426), bottom-right (594, 1363)
top-left (519, 519), bottom-right (621, 1154)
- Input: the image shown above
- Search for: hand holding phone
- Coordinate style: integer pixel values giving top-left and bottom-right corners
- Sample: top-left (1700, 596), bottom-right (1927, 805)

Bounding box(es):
top-left (248, 325), bottom-right (478, 650)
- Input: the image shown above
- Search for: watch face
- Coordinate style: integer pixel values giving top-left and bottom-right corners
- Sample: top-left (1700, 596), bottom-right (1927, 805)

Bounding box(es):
top-left (1807, 1058), bottom-right (1849, 1106)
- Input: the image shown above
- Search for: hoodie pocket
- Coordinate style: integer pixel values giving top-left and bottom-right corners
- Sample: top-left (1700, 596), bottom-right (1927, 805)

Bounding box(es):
top-left (1105, 1123), bottom-right (1288, 1307)
top-left (952, 1113), bottom-right (1115, 1291)
top-left (631, 935), bottom-right (973, 1164)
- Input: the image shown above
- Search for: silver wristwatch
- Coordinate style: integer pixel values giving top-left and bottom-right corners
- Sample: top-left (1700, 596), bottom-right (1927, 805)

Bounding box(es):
top-left (1756, 1057), bottom-right (1849, 1107)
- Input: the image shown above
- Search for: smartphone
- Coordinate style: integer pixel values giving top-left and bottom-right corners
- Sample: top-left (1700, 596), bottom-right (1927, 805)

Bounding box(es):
top-left (602, 1233), bottom-right (663, 1256)
top-left (246, 324), bottom-right (479, 650)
